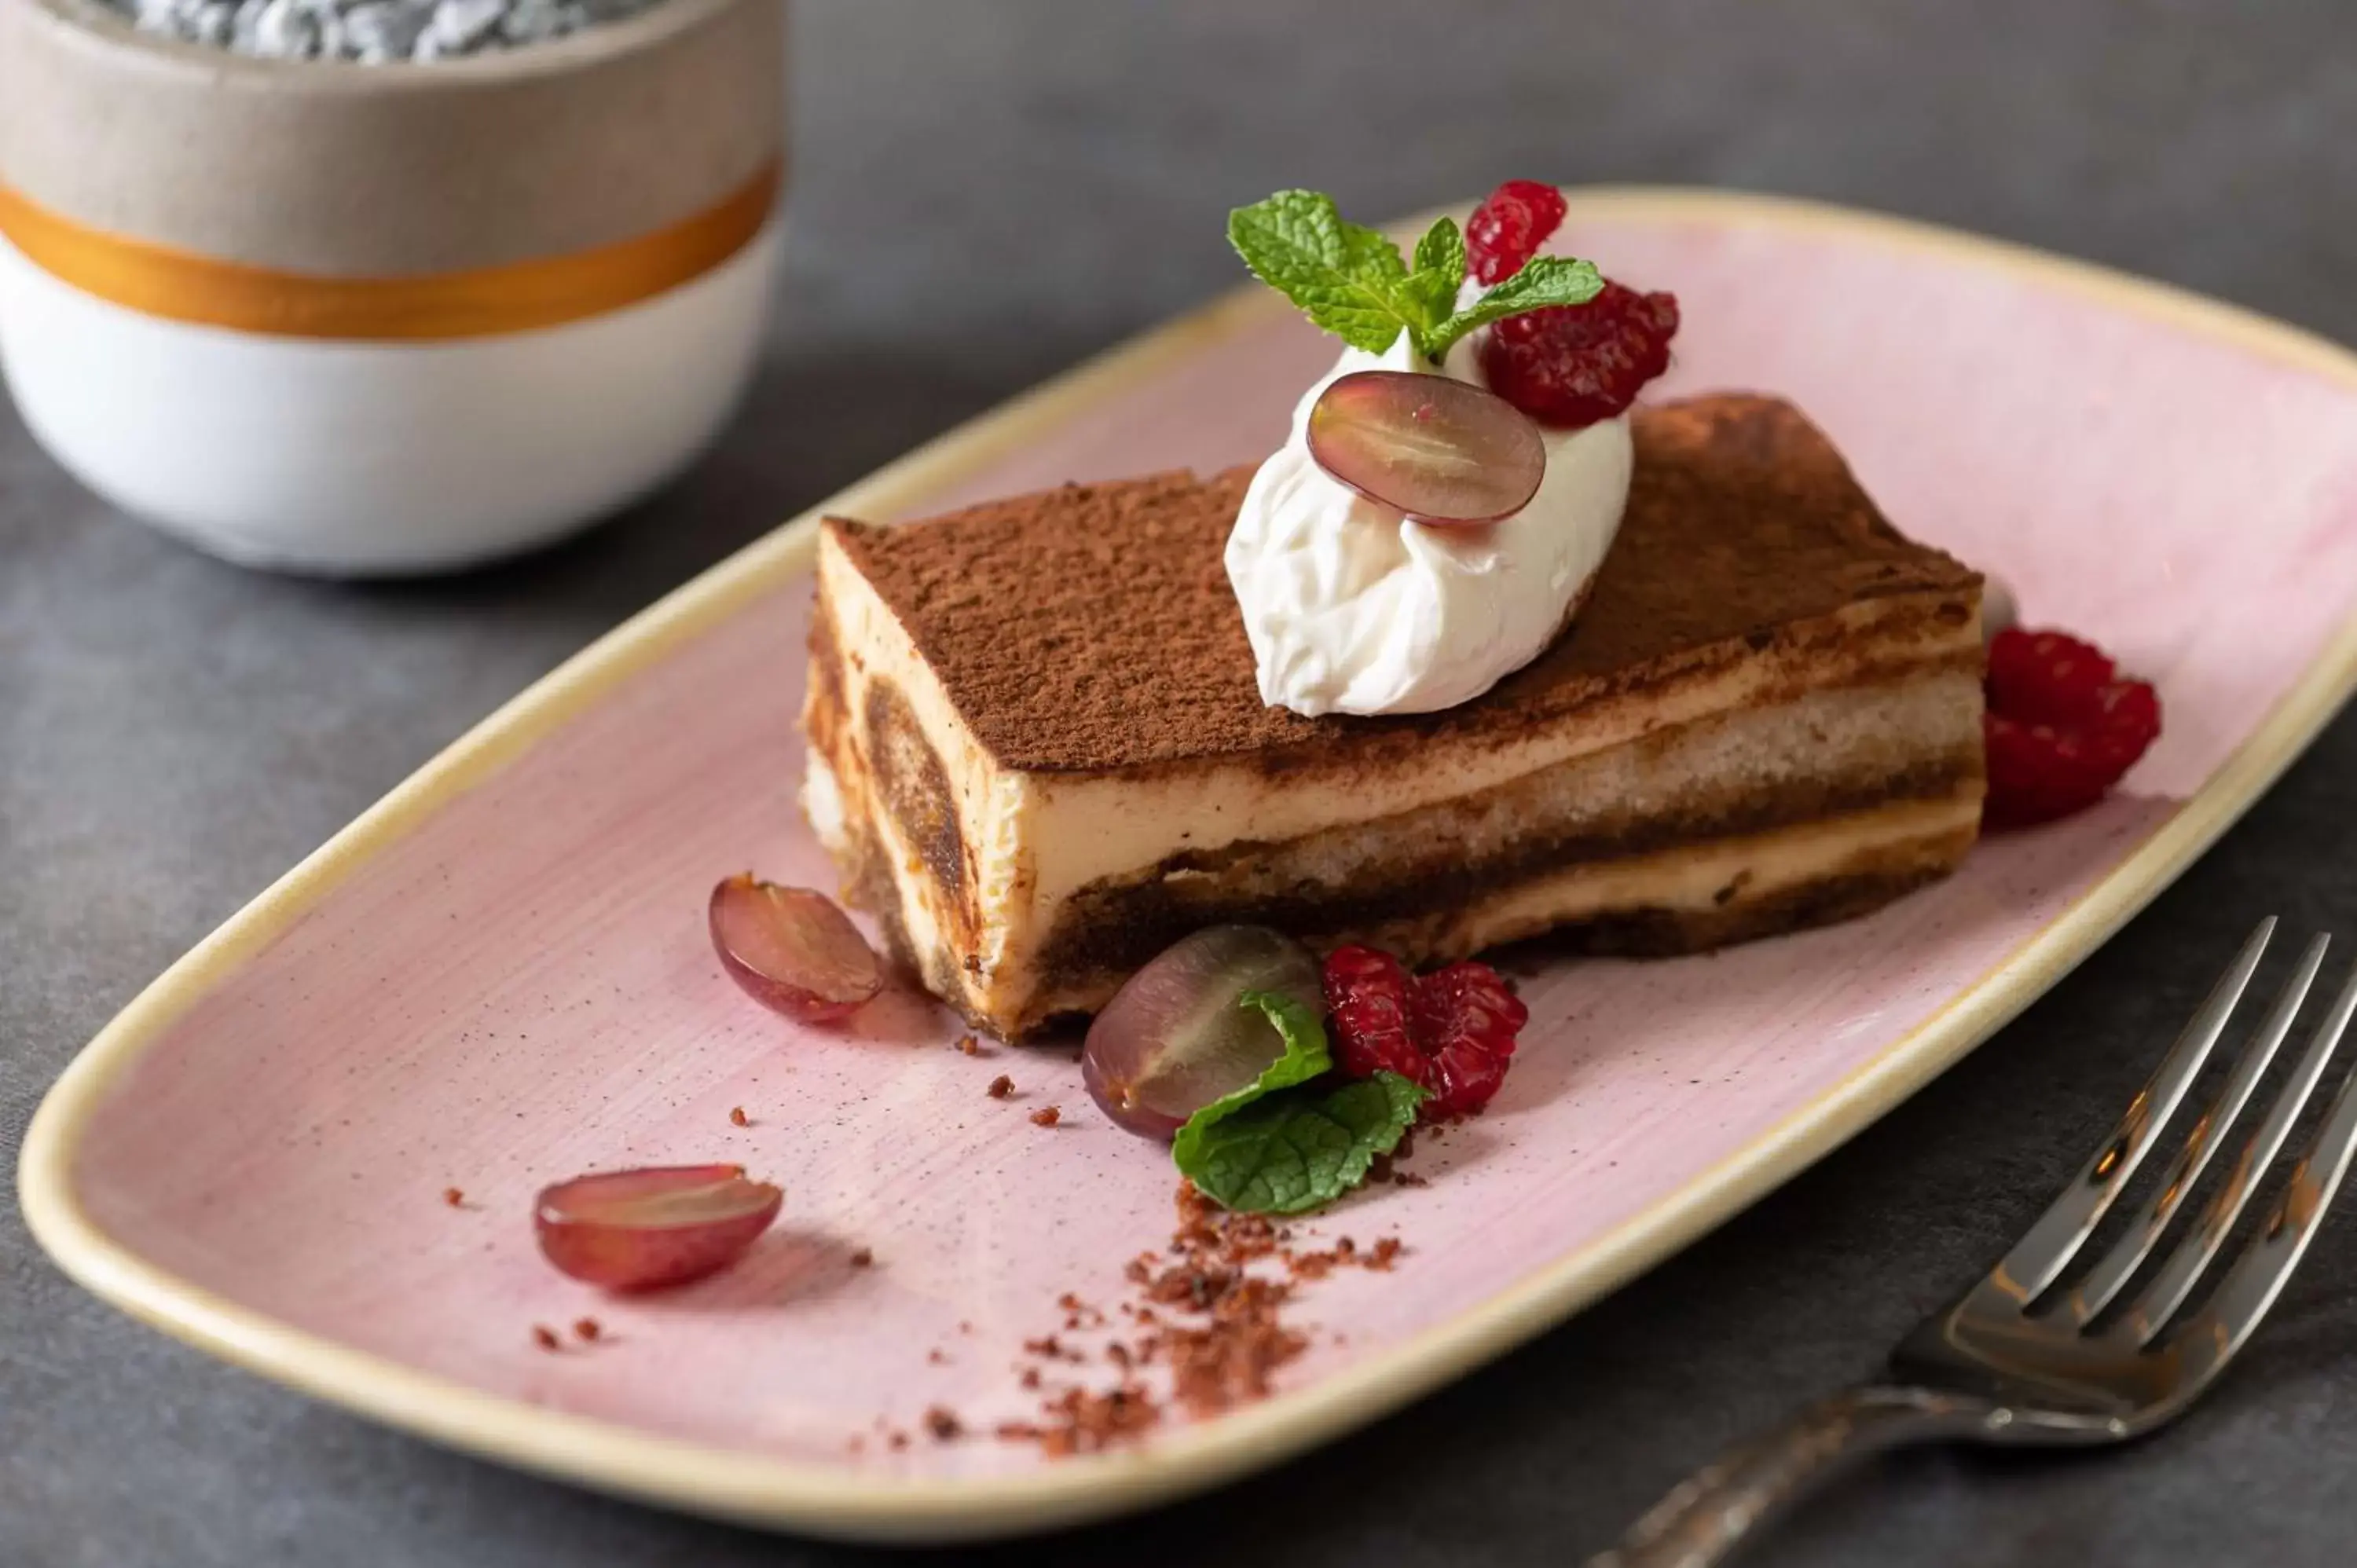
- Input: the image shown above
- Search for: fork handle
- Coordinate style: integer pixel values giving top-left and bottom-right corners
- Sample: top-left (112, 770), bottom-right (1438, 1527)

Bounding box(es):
top-left (1589, 1384), bottom-right (1990, 1568)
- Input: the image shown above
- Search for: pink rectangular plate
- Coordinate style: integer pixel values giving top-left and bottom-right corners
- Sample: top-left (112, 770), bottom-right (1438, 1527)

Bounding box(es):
top-left (22, 189), bottom-right (2357, 1543)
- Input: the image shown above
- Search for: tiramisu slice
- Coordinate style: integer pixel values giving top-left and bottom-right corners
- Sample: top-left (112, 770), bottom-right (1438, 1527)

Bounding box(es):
top-left (803, 394), bottom-right (1984, 1038)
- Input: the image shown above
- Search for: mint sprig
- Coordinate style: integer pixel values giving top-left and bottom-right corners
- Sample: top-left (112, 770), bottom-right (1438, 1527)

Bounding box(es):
top-left (1440, 255), bottom-right (1604, 336)
top-left (1171, 991), bottom-right (1425, 1214)
top-left (1227, 189), bottom-right (1604, 365)
top-left (1178, 1072), bottom-right (1425, 1216)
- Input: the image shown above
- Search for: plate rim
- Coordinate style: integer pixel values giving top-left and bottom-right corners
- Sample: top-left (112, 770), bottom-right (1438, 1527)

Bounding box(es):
top-left (21, 185), bottom-right (2357, 1543)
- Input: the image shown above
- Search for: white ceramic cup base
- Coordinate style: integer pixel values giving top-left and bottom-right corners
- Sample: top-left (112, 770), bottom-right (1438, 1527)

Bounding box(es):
top-left (0, 222), bottom-right (778, 577)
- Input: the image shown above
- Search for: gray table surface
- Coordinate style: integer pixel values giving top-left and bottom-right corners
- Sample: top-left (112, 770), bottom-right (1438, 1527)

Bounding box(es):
top-left (9, 3), bottom-right (2357, 1564)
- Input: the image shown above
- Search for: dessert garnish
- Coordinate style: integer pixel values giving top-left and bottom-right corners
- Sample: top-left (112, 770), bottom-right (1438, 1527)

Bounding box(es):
top-left (1465, 179), bottom-right (1571, 284)
top-left (1481, 281), bottom-right (1682, 429)
top-left (1982, 626), bottom-right (2162, 827)
top-left (1083, 925), bottom-right (1321, 1139)
top-left (1227, 189), bottom-right (1603, 367)
top-left (708, 874), bottom-right (882, 1023)
top-left (1324, 947), bottom-right (1527, 1119)
top-left (1168, 991), bottom-right (1424, 1215)
top-left (533, 1163), bottom-right (782, 1291)
top-left (1086, 925), bottom-right (1424, 1214)
top-left (1305, 369), bottom-right (1546, 524)
top-left (1080, 925), bottom-right (1532, 1204)
top-left (1222, 181), bottom-right (1667, 717)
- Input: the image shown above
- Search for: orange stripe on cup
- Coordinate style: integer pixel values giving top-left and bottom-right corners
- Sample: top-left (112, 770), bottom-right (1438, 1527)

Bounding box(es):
top-left (0, 160), bottom-right (780, 342)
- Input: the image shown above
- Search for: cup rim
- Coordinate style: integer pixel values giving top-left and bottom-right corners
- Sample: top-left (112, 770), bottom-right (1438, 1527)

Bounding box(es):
top-left (13, 0), bottom-right (750, 93)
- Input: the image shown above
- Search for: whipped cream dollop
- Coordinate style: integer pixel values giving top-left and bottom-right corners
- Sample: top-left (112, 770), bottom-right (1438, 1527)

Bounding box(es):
top-left (1224, 332), bottom-right (1631, 718)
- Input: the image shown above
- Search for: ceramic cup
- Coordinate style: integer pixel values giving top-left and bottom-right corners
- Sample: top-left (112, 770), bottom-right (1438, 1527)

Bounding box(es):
top-left (0, 0), bottom-right (785, 574)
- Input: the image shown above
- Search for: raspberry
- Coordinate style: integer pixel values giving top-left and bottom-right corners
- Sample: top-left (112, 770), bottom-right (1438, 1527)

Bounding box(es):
top-left (1479, 280), bottom-right (1680, 428)
top-left (1986, 627), bottom-right (2114, 724)
top-left (1465, 179), bottom-right (1569, 285)
top-left (1981, 626), bottom-right (2161, 828)
top-left (1323, 947), bottom-right (1529, 1119)
top-left (1321, 946), bottom-right (1424, 1083)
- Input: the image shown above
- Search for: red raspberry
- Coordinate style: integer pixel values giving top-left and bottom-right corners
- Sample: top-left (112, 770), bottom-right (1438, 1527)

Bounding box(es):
top-left (1479, 280), bottom-right (1680, 428)
top-left (1321, 946), bottom-right (1425, 1083)
top-left (1981, 626), bottom-right (2161, 828)
top-left (1323, 947), bottom-right (1529, 1120)
top-left (1986, 627), bottom-right (2115, 724)
top-left (1465, 179), bottom-right (1569, 285)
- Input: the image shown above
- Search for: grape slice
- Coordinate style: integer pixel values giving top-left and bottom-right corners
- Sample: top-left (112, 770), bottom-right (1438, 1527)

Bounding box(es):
top-left (535, 1164), bottom-right (783, 1291)
top-left (1083, 925), bottom-right (1321, 1141)
top-left (1306, 369), bottom-right (1547, 526)
top-left (709, 874), bottom-right (883, 1023)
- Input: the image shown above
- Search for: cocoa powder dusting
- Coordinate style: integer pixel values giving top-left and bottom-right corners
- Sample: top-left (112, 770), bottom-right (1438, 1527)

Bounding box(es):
top-left (820, 401), bottom-right (1975, 774)
top-left (998, 1181), bottom-right (1412, 1457)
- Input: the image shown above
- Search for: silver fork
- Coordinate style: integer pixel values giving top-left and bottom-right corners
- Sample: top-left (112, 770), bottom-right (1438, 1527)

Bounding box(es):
top-left (1595, 918), bottom-right (2357, 1568)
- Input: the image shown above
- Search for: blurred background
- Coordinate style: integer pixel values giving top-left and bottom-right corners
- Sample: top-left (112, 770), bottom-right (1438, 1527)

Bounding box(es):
top-left (8, 3), bottom-right (2357, 1565)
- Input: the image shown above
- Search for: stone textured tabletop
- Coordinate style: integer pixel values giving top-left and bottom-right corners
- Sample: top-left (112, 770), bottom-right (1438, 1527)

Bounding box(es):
top-left (7, 3), bottom-right (2357, 1564)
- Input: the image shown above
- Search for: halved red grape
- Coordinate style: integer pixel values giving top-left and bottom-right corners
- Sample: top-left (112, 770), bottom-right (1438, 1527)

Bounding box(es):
top-left (535, 1164), bottom-right (783, 1291)
top-left (1083, 926), bottom-right (1320, 1141)
top-left (1306, 370), bottom-right (1546, 526)
top-left (709, 874), bottom-right (882, 1023)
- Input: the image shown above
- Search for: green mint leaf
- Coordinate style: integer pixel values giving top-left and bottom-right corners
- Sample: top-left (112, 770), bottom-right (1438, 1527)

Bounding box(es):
top-left (1168, 990), bottom-right (1333, 1174)
top-left (1227, 189), bottom-right (1416, 356)
top-left (1409, 215), bottom-right (1466, 288)
top-left (1398, 217), bottom-right (1468, 361)
top-left (1428, 255), bottom-right (1605, 355)
top-left (1177, 1071), bottom-right (1425, 1216)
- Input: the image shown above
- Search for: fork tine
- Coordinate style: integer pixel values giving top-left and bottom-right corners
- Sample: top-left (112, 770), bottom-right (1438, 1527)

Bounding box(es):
top-left (1986, 917), bottom-right (2275, 1305)
top-left (2066, 934), bottom-right (2328, 1324)
top-left (2115, 956), bottom-right (2357, 1346)
top-left (2150, 991), bottom-right (2357, 1392)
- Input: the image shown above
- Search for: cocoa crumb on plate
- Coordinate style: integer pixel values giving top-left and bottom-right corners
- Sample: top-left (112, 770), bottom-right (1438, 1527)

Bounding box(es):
top-left (1004, 1178), bottom-right (1404, 1457)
